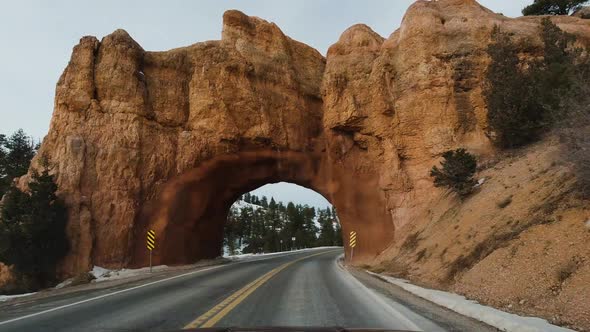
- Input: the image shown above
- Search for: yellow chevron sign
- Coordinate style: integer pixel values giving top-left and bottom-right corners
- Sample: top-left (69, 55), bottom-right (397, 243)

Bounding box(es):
top-left (349, 231), bottom-right (357, 248)
top-left (147, 230), bottom-right (156, 251)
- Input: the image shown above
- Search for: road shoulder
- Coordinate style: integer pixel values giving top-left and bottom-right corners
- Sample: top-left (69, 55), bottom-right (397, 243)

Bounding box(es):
top-left (346, 265), bottom-right (500, 332)
top-left (0, 258), bottom-right (228, 310)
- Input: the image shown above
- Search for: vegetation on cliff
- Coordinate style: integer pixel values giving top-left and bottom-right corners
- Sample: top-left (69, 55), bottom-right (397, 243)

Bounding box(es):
top-left (485, 19), bottom-right (579, 135)
top-left (430, 149), bottom-right (478, 198)
top-left (484, 26), bottom-right (546, 148)
top-left (485, 18), bottom-right (589, 197)
top-left (407, 14), bottom-right (590, 329)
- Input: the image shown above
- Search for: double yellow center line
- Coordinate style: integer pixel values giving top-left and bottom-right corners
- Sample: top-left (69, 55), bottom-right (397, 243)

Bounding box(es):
top-left (183, 250), bottom-right (337, 329)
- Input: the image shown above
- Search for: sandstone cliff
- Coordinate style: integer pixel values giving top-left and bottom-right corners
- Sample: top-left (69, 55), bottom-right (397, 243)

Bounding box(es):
top-left (7, 0), bottom-right (590, 329)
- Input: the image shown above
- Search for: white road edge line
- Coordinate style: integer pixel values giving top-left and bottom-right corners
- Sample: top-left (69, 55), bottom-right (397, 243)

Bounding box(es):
top-left (0, 265), bottom-right (224, 326)
top-left (335, 254), bottom-right (423, 332)
top-left (0, 249), bottom-right (324, 326)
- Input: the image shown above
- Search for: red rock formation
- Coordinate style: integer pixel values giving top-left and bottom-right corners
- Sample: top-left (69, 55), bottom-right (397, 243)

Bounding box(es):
top-left (21, 1), bottom-right (590, 276)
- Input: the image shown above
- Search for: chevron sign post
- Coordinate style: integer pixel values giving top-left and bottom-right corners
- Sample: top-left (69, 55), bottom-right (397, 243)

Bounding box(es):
top-left (349, 231), bottom-right (357, 261)
top-left (147, 230), bottom-right (156, 272)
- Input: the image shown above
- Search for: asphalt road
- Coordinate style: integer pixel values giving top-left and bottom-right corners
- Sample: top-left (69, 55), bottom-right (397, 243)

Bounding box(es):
top-left (0, 248), bottom-right (497, 331)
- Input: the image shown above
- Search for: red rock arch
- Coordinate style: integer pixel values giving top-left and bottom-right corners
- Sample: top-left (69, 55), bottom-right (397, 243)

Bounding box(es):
top-left (35, 8), bottom-right (402, 275)
top-left (35, 1), bottom-right (543, 275)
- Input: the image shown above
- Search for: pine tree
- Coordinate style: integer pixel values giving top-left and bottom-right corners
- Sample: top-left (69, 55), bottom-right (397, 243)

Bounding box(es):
top-left (535, 18), bottom-right (578, 122)
top-left (224, 193), bottom-right (343, 254)
top-left (224, 208), bottom-right (239, 255)
top-left (522, 0), bottom-right (588, 16)
top-left (317, 209), bottom-right (335, 246)
top-left (266, 198), bottom-right (280, 251)
top-left (484, 26), bottom-right (546, 148)
top-left (484, 20), bottom-right (581, 149)
top-left (4, 130), bottom-right (36, 180)
top-left (301, 206), bottom-right (318, 247)
top-left (0, 130), bottom-right (36, 198)
top-left (0, 158), bottom-right (68, 290)
top-left (430, 149), bottom-right (477, 198)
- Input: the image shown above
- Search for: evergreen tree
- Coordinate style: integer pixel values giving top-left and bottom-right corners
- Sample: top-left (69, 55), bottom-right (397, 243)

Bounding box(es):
top-left (0, 158), bottom-right (68, 290)
top-left (484, 20), bottom-right (581, 149)
top-left (223, 193), bottom-right (343, 254)
top-left (244, 208), bottom-right (267, 253)
top-left (0, 130), bottom-right (36, 198)
top-left (535, 18), bottom-right (578, 122)
top-left (317, 209), bottom-right (335, 246)
top-left (4, 130), bottom-right (36, 180)
top-left (278, 202), bottom-right (286, 214)
top-left (266, 198), bottom-right (280, 251)
top-left (430, 149), bottom-right (477, 198)
top-left (224, 208), bottom-right (239, 255)
top-left (522, 0), bottom-right (587, 16)
top-left (484, 26), bottom-right (546, 148)
top-left (240, 206), bottom-right (254, 239)
top-left (301, 206), bottom-right (318, 247)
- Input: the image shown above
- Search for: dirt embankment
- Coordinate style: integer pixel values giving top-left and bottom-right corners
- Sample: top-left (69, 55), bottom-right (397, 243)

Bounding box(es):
top-left (372, 138), bottom-right (590, 331)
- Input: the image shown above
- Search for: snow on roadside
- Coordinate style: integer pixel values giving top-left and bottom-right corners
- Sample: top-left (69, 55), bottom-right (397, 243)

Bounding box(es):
top-left (0, 292), bottom-right (37, 302)
top-left (90, 265), bottom-right (169, 282)
top-left (225, 246), bottom-right (340, 261)
top-left (4, 248), bottom-right (340, 299)
top-left (54, 278), bottom-right (73, 289)
top-left (91, 266), bottom-right (111, 279)
top-left (368, 271), bottom-right (575, 332)
top-left (85, 248), bottom-right (337, 283)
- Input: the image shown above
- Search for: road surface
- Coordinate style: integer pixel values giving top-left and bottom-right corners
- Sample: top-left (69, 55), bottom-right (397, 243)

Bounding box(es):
top-left (0, 248), bottom-right (496, 331)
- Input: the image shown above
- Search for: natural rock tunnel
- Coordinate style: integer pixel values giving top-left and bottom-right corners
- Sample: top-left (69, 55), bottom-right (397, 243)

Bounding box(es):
top-left (25, 0), bottom-right (590, 276)
top-left (131, 150), bottom-right (392, 266)
top-left (35, 8), bottom-right (404, 275)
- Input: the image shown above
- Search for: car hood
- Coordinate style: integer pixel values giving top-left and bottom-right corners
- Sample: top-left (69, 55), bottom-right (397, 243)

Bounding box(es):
top-left (181, 327), bottom-right (411, 332)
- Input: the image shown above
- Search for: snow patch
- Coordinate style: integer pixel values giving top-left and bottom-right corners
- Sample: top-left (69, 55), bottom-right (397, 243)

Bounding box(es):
top-left (54, 278), bottom-right (73, 289)
top-left (90, 265), bottom-right (168, 282)
top-left (368, 272), bottom-right (575, 332)
top-left (225, 247), bottom-right (340, 261)
top-left (0, 292), bottom-right (36, 302)
top-left (231, 200), bottom-right (263, 211)
top-left (90, 266), bottom-right (111, 279)
top-left (474, 178), bottom-right (486, 188)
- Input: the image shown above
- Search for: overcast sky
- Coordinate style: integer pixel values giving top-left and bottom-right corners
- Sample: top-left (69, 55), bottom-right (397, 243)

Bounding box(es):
top-left (0, 0), bottom-right (531, 207)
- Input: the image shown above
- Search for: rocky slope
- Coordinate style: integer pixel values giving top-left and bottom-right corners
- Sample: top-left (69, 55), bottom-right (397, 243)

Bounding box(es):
top-left (373, 137), bottom-right (590, 330)
top-left (4, 0), bottom-right (590, 328)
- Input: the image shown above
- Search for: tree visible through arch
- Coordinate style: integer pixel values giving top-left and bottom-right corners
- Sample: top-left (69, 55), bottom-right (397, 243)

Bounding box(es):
top-left (224, 183), bottom-right (343, 256)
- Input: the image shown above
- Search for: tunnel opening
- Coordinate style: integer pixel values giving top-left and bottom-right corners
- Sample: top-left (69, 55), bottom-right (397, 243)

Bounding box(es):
top-left (131, 149), bottom-right (394, 268)
top-left (223, 183), bottom-right (343, 257)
